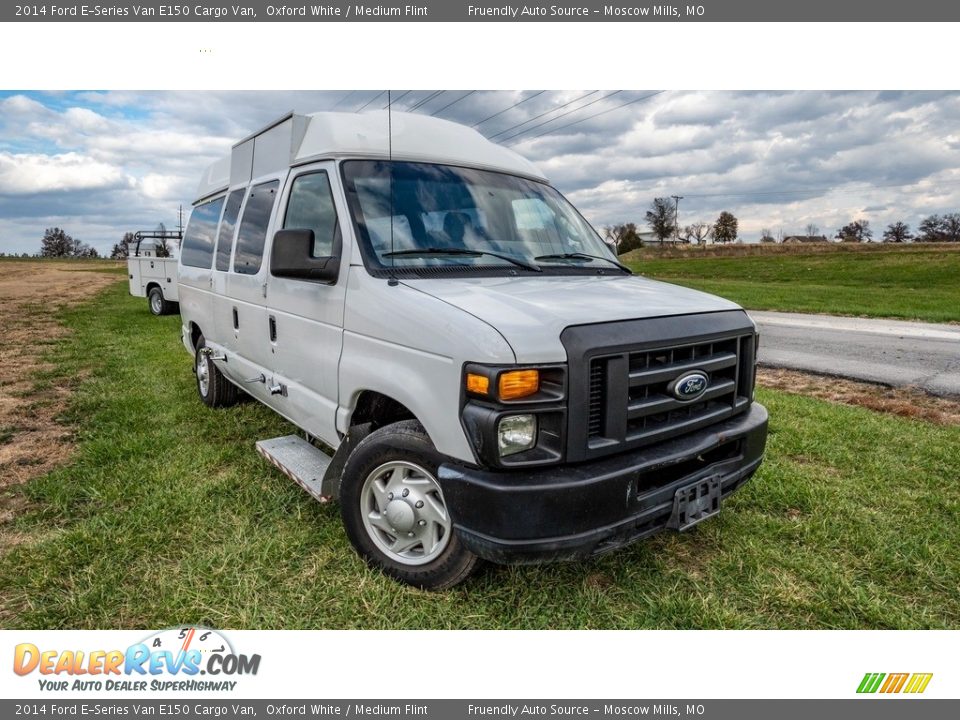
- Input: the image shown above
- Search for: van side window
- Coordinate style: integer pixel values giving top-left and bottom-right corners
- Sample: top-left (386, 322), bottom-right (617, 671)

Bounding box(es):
top-left (233, 180), bottom-right (279, 275)
top-left (180, 197), bottom-right (224, 269)
top-left (283, 172), bottom-right (339, 257)
top-left (215, 189), bottom-right (245, 272)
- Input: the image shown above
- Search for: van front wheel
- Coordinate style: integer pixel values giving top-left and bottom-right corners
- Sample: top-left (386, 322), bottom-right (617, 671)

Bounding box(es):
top-left (339, 420), bottom-right (479, 590)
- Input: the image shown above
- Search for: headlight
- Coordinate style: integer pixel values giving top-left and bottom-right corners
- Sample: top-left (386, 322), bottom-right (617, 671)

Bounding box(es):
top-left (498, 414), bottom-right (537, 456)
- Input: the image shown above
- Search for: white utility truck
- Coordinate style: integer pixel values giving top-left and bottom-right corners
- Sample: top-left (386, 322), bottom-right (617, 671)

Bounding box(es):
top-left (127, 230), bottom-right (181, 315)
top-left (178, 111), bottom-right (768, 589)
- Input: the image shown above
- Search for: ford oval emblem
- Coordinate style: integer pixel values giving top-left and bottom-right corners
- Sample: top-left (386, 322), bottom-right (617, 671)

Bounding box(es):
top-left (670, 371), bottom-right (709, 402)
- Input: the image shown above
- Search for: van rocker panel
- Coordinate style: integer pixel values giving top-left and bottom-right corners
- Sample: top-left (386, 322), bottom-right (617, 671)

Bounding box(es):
top-left (438, 402), bottom-right (768, 563)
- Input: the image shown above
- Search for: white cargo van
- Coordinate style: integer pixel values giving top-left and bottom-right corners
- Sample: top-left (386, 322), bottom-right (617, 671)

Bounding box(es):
top-left (127, 231), bottom-right (181, 315)
top-left (178, 111), bottom-right (768, 589)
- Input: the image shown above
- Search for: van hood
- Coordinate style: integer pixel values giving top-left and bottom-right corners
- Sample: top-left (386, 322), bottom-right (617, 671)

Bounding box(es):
top-left (401, 274), bottom-right (745, 363)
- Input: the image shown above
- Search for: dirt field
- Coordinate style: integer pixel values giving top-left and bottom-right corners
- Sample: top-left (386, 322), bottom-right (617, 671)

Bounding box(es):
top-left (757, 367), bottom-right (960, 426)
top-left (0, 260), bottom-right (120, 500)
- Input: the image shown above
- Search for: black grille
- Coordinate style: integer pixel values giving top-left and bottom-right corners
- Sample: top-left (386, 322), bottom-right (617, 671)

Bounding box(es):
top-left (560, 311), bottom-right (758, 462)
top-left (587, 361), bottom-right (605, 438)
top-left (585, 332), bottom-right (754, 455)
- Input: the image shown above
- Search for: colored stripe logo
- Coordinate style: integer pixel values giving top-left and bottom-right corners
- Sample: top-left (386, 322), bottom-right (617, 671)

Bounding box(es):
top-left (857, 672), bottom-right (933, 694)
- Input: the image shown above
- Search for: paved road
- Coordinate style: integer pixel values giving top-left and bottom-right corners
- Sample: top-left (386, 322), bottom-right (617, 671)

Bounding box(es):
top-left (750, 311), bottom-right (960, 397)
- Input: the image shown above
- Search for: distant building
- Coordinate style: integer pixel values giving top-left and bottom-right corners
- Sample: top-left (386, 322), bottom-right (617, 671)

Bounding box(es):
top-left (638, 231), bottom-right (688, 246)
top-left (782, 235), bottom-right (830, 244)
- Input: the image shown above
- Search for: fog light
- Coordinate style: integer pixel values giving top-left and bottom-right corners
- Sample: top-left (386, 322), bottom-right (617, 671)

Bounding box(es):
top-left (498, 414), bottom-right (537, 457)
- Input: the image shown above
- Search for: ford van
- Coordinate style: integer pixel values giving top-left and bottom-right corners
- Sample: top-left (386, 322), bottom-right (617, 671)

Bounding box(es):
top-left (178, 110), bottom-right (768, 589)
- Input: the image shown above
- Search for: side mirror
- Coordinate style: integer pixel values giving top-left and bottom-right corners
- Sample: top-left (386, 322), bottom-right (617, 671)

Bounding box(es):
top-left (270, 228), bottom-right (340, 283)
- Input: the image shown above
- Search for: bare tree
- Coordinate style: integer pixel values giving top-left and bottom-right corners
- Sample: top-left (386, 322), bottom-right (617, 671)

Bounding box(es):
top-left (882, 221), bottom-right (912, 243)
top-left (154, 222), bottom-right (173, 258)
top-left (111, 231), bottom-right (135, 259)
top-left (681, 222), bottom-right (712, 245)
top-left (943, 213), bottom-right (960, 242)
top-left (646, 198), bottom-right (676, 246)
top-left (836, 220), bottom-right (872, 243)
top-left (604, 223), bottom-right (641, 254)
top-left (804, 223), bottom-right (820, 237)
top-left (759, 228), bottom-right (776, 243)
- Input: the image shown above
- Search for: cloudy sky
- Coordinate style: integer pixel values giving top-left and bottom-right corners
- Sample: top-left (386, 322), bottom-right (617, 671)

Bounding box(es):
top-left (2, 89), bottom-right (960, 255)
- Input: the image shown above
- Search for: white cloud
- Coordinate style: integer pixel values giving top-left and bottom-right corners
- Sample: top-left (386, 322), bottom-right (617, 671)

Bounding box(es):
top-left (139, 173), bottom-right (185, 201)
top-left (0, 151), bottom-right (130, 194)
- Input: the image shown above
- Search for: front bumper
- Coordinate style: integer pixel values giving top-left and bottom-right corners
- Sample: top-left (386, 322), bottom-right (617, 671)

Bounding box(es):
top-left (438, 402), bottom-right (768, 563)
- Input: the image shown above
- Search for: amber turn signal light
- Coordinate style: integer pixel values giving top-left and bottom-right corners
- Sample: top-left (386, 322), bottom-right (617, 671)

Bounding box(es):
top-left (498, 369), bottom-right (540, 400)
top-left (466, 373), bottom-right (490, 395)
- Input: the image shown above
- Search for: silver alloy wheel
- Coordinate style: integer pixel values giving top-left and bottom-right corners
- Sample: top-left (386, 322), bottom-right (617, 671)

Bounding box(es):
top-left (150, 292), bottom-right (162, 314)
top-left (360, 460), bottom-right (452, 566)
top-left (196, 351), bottom-right (210, 397)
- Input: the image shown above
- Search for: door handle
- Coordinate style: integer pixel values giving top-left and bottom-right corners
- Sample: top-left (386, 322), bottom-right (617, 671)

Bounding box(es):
top-left (268, 315), bottom-right (277, 343)
top-left (232, 307), bottom-right (239, 330)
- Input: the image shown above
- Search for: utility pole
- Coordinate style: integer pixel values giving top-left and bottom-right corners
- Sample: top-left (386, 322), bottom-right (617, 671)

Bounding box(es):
top-left (671, 195), bottom-right (684, 243)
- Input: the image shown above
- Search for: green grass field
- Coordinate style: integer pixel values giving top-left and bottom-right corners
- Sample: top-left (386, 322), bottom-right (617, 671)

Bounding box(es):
top-left (624, 245), bottom-right (960, 323)
top-left (1, 280), bottom-right (959, 629)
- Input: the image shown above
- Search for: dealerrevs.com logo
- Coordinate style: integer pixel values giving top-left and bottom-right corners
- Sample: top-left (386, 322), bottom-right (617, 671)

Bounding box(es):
top-left (857, 673), bottom-right (933, 694)
top-left (13, 627), bottom-right (261, 692)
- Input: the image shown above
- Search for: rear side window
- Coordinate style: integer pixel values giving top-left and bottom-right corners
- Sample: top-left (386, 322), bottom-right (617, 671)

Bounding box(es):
top-left (283, 172), bottom-right (339, 257)
top-left (215, 189), bottom-right (245, 272)
top-left (233, 180), bottom-right (279, 275)
top-left (180, 197), bottom-right (224, 269)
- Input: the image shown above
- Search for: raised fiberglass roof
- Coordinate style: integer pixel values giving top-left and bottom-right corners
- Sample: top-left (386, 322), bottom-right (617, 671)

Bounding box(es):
top-left (194, 110), bottom-right (548, 203)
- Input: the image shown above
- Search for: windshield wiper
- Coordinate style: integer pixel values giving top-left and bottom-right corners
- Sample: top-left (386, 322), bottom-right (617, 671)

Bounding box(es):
top-left (383, 247), bottom-right (541, 272)
top-left (534, 252), bottom-right (632, 273)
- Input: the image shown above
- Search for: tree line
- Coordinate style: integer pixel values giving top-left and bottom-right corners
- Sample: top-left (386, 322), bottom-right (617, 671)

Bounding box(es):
top-left (832, 214), bottom-right (960, 243)
top-left (0, 225), bottom-right (181, 260)
top-left (605, 198), bottom-right (740, 253)
top-left (605, 197), bottom-right (960, 253)
top-left (39, 227), bottom-right (99, 258)
top-left (0, 228), bottom-right (100, 258)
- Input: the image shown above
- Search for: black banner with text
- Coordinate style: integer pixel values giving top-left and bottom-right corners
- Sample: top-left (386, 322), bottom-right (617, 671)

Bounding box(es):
top-left (6, 0), bottom-right (960, 22)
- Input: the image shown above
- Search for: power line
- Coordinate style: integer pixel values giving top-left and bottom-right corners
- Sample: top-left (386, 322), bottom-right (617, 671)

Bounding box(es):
top-left (486, 91), bottom-right (599, 140)
top-left (407, 90), bottom-right (445, 111)
top-left (498, 91), bottom-right (623, 143)
top-left (382, 90), bottom-right (411, 109)
top-left (355, 91), bottom-right (387, 111)
top-left (330, 91), bottom-right (356, 110)
top-left (430, 90), bottom-right (477, 117)
top-left (471, 90), bottom-right (546, 127)
top-left (516, 91), bottom-right (665, 143)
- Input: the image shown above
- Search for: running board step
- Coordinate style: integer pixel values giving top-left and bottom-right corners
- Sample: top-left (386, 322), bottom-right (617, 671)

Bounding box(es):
top-left (255, 435), bottom-right (333, 503)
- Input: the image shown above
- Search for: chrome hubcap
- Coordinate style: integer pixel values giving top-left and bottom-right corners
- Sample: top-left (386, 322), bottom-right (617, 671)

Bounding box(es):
top-left (360, 461), bottom-right (451, 565)
top-left (150, 294), bottom-right (161, 313)
top-left (196, 351), bottom-right (210, 397)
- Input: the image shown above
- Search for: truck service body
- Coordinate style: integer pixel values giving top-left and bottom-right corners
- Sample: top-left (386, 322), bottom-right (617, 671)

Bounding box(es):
top-left (178, 110), bottom-right (768, 588)
top-left (127, 232), bottom-right (180, 316)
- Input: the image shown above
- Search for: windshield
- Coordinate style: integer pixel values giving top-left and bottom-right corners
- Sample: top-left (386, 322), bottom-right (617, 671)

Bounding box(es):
top-left (341, 160), bottom-right (619, 273)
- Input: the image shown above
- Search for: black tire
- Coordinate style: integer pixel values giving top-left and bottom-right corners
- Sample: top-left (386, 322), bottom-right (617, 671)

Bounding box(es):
top-left (339, 420), bottom-right (479, 590)
top-left (194, 334), bottom-right (240, 408)
top-left (148, 287), bottom-right (175, 316)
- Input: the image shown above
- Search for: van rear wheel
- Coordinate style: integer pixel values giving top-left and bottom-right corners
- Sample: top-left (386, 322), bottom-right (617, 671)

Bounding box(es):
top-left (194, 334), bottom-right (240, 408)
top-left (339, 420), bottom-right (479, 590)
